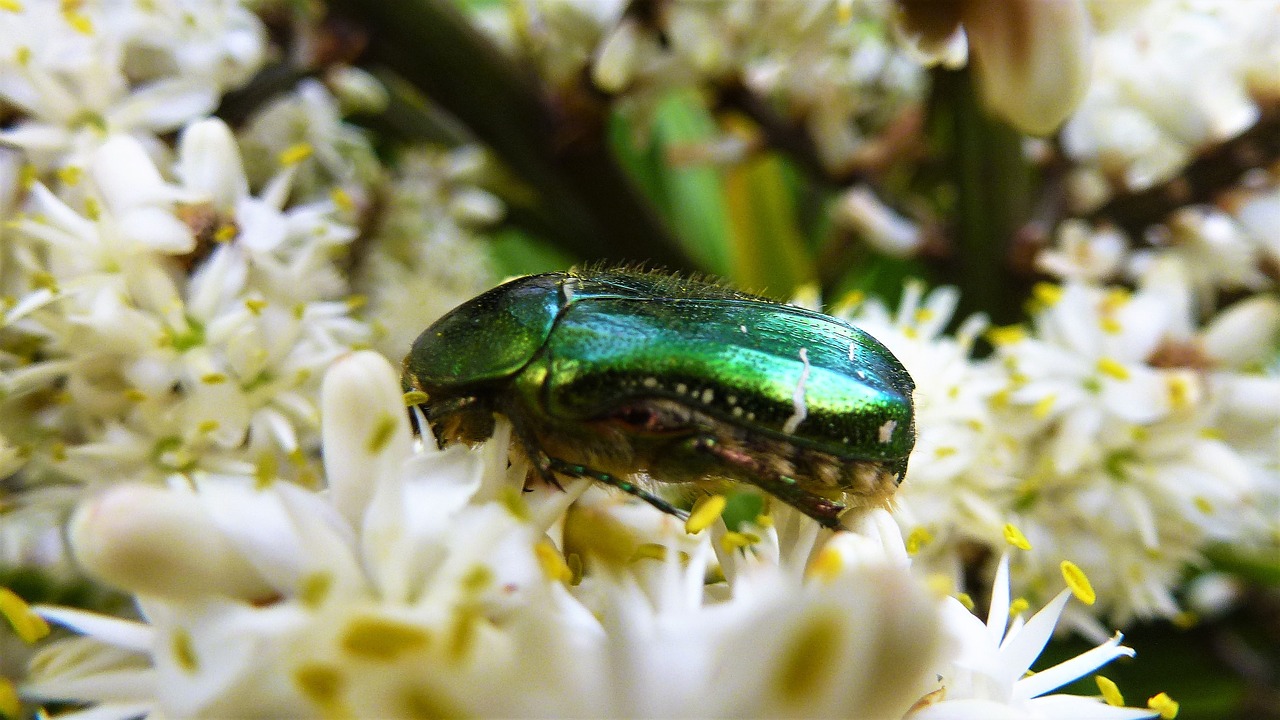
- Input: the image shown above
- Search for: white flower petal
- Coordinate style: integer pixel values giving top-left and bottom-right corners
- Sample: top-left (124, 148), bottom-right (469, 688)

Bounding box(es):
top-left (998, 589), bottom-right (1071, 686)
top-left (177, 118), bottom-right (249, 208)
top-left (117, 205), bottom-right (196, 253)
top-left (90, 135), bottom-right (175, 210)
top-left (986, 553), bottom-right (1011, 644)
top-left (1027, 694), bottom-right (1158, 719)
top-left (1014, 632), bottom-right (1135, 701)
top-left (320, 350), bottom-right (413, 525)
top-left (70, 484), bottom-right (273, 601)
top-left (34, 607), bottom-right (153, 652)
top-left (105, 79), bottom-right (218, 133)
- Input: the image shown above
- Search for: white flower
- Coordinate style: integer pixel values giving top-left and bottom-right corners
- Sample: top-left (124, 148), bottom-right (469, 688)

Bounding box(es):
top-left (2, 122), bottom-right (368, 488)
top-left (1131, 207), bottom-right (1267, 312)
top-left (995, 282), bottom-right (1175, 475)
top-left (897, 0), bottom-right (1092, 135)
top-left (24, 351), bottom-right (949, 718)
top-left (238, 79), bottom-right (382, 206)
top-left (353, 146), bottom-right (498, 359)
top-left (1037, 220), bottom-right (1129, 284)
top-left (847, 282), bottom-right (1010, 570)
top-left (910, 554), bottom-right (1161, 720)
top-left (835, 186), bottom-right (923, 258)
top-left (484, 0), bottom-right (927, 173)
top-left (1061, 0), bottom-right (1276, 204)
top-left (0, 0), bottom-right (266, 170)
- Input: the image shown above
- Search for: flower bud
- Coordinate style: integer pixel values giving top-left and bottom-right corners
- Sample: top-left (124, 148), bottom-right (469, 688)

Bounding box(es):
top-left (71, 484), bottom-right (273, 601)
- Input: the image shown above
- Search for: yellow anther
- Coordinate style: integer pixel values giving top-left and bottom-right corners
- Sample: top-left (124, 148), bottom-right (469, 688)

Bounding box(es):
top-left (906, 526), bottom-right (933, 556)
top-left (0, 677), bottom-right (19, 720)
top-left (631, 543), bottom-right (667, 562)
top-left (278, 142), bottom-right (314, 166)
top-left (1148, 692), bottom-right (1179, 719)
top-left (0, 586), bottom-right (50, 643)
top-left (1101, 287), bottom-right (1130, 311)
top-left (330, 187), bottom-right (354, 212)
top-left (63, 9), bottom-right (93, 34)
top-left (213, 223), bottom-right (238, 243)
top-left (535, 541), bottom-right (572, 583)
top-left (56, 165), bottom-right (82, 186)
top-left (1003, 523), bottom-right (1032, 550)
top-left (1166, 373), bottom-right (1196, 410)
top-left (720, 531), bottom-right (757, 551)
top-left (925, 573), bottom-right (953, 598)
top-left (685, 494), bottom-right (727, 534)
top-left (1096, 357), bottom-right (1130, 381)
top-left (1008, 597), bottom-right (1030, 616)
top-left (1095, 675), bottom-right (1124, 706)
top-left (1032, 394), bottom-right (1056, 419)
top-left (1032, 282), bottom-right (1064, 307)
top-left (1060, 560), bottom-right (1096, 605)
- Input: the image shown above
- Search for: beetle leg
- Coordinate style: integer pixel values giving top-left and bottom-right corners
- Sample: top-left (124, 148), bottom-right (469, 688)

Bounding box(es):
top-left (682, 434), bottom-right (846, 530)
top-left (500, 413), bottom-right (566, 492)
top-left (750, 475), bottom-right (846, 530)
top-left (545, 457), bottom-right (690, 522)
top-left (531, 451), bottom-right (565, 491)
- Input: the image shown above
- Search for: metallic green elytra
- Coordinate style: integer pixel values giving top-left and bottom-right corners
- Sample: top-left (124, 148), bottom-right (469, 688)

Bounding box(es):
top-left (404, 268), bottom-right (915, 529)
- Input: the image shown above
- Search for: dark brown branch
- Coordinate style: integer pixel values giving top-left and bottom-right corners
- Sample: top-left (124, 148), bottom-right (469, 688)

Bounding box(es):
top-left (1091, 111), bottom-right (1280, 236)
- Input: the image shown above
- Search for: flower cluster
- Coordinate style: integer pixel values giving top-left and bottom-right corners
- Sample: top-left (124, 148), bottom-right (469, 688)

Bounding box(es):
top-left (482, 0), bottom-right (926, 175)
top-left (848, 245), bottom-right (1280, 627)
top-left (3, 0), bottom-right (1272, 716)
top-left (355, 146), bottom-right (500, 359)
top-left (15, 351), bottom-right (1161, 719)
top-left (1062, 0), bottom-right (1280, 209)
top-left (0, 0), bottom-right (505, 643)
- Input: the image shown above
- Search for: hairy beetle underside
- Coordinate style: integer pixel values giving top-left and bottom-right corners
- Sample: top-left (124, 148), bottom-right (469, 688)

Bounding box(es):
top-left (428, 394), bottom-right (900, 528)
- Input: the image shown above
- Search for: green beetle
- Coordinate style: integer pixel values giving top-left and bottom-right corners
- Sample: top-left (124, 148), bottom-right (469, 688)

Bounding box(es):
top-left (404, 268), bottom-right (915, 529)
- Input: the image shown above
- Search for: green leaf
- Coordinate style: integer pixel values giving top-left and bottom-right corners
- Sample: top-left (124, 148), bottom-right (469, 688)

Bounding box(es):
top-left (1204, 543), bottom-right (1280, 586)
top-left (649, 94), bottom-right (734, 276)
top-left (721, 491), bottom-right (766, 532)
top-left (724, 151), bottom-right (815, 297)
top-left (488, 227), bottom-right (575, 277)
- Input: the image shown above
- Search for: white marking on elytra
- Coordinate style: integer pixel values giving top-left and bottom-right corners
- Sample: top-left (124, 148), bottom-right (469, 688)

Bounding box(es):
top-left (701, 388), bottom-right (714, 404)
top-left (855, 370), bottom-right (867, 381)
top-left (739, 325), bottom-right (748, 334)
top-left (732, 406), bottom-right (744, 417)
top-left (782, 347), bottom-right (811, 435)
top-left (675, 382), bottom-right (688, 395)
top-left (726, 394), bottom-right (737, 405)
top-left (849, 339), bottom-right (856, 362)
top-left (878, 420), bottom-right (897, 443)
top-left (642, 377), bottom-right (658, 389)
